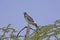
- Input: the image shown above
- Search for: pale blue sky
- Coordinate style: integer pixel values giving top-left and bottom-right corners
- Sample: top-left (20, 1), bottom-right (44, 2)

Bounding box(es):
top-left (0, 0), bottom-right (60, 40)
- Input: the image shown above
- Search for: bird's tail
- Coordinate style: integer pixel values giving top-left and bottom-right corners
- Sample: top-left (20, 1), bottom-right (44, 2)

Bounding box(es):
top-left (33, 23), bottom-right (39, 29)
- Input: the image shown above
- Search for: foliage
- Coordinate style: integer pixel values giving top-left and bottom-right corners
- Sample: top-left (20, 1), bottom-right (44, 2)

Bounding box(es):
top-left (29, 19), bottom-right (60, 40)
top-left (0, 24), bottom-right (19, 40)
top-left (0, 19), bottom-right (60, 40)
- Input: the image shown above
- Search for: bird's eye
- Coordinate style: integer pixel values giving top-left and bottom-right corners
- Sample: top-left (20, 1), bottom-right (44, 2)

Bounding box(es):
top-left (24, 12), bottom-right (27, 14)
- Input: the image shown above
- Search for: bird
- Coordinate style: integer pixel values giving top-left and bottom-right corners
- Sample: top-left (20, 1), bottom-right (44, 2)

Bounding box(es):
top-left (24, 12), bottom-right (39, 29)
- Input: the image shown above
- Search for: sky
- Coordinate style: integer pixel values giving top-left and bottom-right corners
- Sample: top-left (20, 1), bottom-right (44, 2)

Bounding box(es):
top-left (0, 0), bottom-right (60, 40)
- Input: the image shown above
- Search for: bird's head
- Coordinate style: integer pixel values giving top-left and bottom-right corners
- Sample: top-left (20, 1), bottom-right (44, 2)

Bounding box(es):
top-left (24, 12), bottom-right (27, 15)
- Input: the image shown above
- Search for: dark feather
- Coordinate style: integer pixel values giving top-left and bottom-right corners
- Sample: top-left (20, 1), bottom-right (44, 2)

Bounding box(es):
top-left (24, 12), bottom-right (34, 22)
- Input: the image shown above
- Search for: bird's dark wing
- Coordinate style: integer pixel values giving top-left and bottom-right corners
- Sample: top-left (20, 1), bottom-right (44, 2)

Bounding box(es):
top-left (24, 12), bottom-right (34, 22)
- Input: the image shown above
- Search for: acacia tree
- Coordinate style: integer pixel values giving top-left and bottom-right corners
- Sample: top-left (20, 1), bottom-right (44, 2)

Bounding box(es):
top-left (0, 19), bottom-right (60, 40)
top-left (29, 19), bottom-right (60, 40)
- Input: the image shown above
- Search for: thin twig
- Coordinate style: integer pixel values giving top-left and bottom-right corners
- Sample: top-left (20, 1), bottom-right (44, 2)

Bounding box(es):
top-left (7, 24), bottom-right (11, 28)
top-left (17, 26), bottom-right (27, 37)
top-left (30, 27), bottom-right (35, 31)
